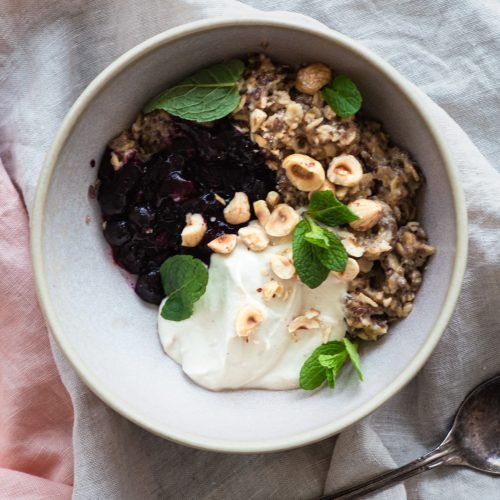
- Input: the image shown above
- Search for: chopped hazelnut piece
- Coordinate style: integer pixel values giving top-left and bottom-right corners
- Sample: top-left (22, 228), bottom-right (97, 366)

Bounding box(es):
top-left (288, 315), bottom-right (320, 333)
top-left (265, 191), bottom-right (280, 208)
top-left (181, 213), bottom-right (207, 247)
top-left (348, 199), bottom-right (384, 231)
top-left (282, 153), bottom-right (325, 192)
top-left (264, 204), bottom-right (301, 237)
top-left (236, 305), bottom-right (264, 338)
top-left (224, 192), bottom-right (251, 225)
top-left (295, 63), bottom-right (332, 95)
top-left (269, 250), bottom-right (295, 280)
top-left (341, 237), bottom-right (365, 258)
top-left (333, 258), bottom-right (360, 282)
top-left (253, 200), bottom-right (271, 227)
top-left (262, 280), bottom-right (283, 302)
top-left (207, 234), bottom-right (237, 255)
top-left (238, 223), bottom-right (270, 252)
top-left (327, 155), bottom-right (363, 187)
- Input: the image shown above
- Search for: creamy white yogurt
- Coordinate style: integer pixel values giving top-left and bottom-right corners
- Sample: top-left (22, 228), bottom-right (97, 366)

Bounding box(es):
top-left (158, 239), bottom-right (347, 391)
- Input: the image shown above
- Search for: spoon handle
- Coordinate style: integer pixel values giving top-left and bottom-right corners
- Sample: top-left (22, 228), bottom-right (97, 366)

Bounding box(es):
top-left (320, 443), bottom-right (457, 499)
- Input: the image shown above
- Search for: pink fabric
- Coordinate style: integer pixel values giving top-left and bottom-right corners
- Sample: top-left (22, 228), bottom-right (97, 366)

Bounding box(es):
top-left (0, 160), bottom-right (73, 499)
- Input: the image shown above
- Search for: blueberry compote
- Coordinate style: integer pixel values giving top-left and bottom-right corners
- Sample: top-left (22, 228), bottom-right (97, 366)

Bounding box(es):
top-left (97, 118), bottom-right (276, 305)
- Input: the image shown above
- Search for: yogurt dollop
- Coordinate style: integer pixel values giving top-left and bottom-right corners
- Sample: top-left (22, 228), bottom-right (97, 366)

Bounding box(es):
top-left (158, 240), bottom-right (346, 391)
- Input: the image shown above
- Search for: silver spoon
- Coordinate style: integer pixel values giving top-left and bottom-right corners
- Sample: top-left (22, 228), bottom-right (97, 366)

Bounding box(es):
top-left (319, 374), bottom-right (500, 499)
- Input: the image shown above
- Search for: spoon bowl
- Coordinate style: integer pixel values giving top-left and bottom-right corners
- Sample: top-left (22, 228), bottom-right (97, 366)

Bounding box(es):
top-left (322, 373), bottom-right (500, 499)
top-left (448, 373), bottom-right (500, 474)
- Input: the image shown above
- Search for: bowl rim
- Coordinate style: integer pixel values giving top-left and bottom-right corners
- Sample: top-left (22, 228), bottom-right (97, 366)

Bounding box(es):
top-left (31, 15), bottom-right (468, 453)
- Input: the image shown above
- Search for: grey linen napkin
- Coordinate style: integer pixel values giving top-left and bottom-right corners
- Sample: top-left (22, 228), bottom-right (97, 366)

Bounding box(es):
top-left (1, 0), bottom-right (499, 498)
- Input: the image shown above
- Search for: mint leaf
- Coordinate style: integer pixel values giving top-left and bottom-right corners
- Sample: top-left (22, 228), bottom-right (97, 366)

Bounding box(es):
top-left (299, 339), bottom-right (363, 390)
top-left (322, 75), bottom-right (362, 118)
top-left (299, 341), bottom-right (348, 390)
top-left (304, 218), bottom-right (331, 249)
top-left (325, 369), bottom-right (335, 388)
top-left (293, 220), bottom-right (330, 289)
top-left (313, 230), bottom-right (348, 272)
top-left (319, 352), bottom-right (348, 388)
top-left (308, 190), bottom-right (341, 212)
top-left (160, 295), bottom-right (193, 322)
top-left (307, 191), bottom-right (359, 227)
top-left (159, 255), bottom-right (209, 321)
top-left (144, 59), bottom-right (245, 122)
top-left (344, 338), bottom-right (363, 381)
top-left (301, 214), bottom-right (348, 272)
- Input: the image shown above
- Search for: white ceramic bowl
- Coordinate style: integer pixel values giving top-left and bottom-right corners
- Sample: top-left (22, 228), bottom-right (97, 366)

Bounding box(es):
top-left (32, 17), bottom-right (467, 453)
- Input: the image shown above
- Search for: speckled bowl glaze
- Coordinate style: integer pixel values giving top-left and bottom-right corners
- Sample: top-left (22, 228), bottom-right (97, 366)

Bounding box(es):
top-left (31, 17), bottom-right (467, 453)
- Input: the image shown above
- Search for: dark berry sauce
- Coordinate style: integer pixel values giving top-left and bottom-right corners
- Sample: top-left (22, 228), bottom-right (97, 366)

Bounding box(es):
top-left (97, 118), bottom-right (275, 305)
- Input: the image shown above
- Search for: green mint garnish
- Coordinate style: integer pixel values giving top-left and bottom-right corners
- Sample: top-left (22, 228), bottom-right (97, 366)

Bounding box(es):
top-left (322, 75), bottom-right (362, 118)
top-left (293, 220), bottom-right (330, 289)
top-left (343, 337), bottom-right (363, 381)
top-left (307, 190), bottom-right (359, 227)
top-left (312, 228), bottom-right (348, 272)
top-left (144, 59), bottom-right (245, 122)
top-left (304, 216), bottom-right (331, 249)
top-left (292, 192), bottom-right (358, 289)
top-left (159, 255), bottom-right (209, 321)
top-left (299, 338), bottom-right (363, 390)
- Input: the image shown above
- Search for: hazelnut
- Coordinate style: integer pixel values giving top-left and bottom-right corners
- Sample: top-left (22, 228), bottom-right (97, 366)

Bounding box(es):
top-left (223, 192), bottom-right (251, 225)
top-left (348, 199), bottom-right (384, 231)
top-left (327, 155), bottom-right (363, 187)
top-left (236, 305), bottom-right (264, 338)
top-left (181, 213), bottom-right (207, 247)
top-left (295, 63), bottom-right (332, 95)
top-left (333, 258), bottom-right (360, 282)
top-left (261, 280), bottom-right (283, 302)
top-left (269, 250), bottom-right (295, 280)
top-left (341, 237), bottom-right (364, 258)
top-left (265, 191), bottom-right (280, 208)
top-left (253, 200), bottom-right (271, 227)
top-left (264, 204), bottom-right (301, 237)
top-left (238, 224), bottom-right (270, 252)
top-left (288, 315), bottom-right (320, 333)
top-left (207, 234), bottom-right (237, 255)
top-left (282, 153), bottom-right (325, 192)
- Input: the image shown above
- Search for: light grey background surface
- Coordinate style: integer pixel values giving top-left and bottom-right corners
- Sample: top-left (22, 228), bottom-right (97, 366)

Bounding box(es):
top-left (1, 0), bottom-right (499, 499)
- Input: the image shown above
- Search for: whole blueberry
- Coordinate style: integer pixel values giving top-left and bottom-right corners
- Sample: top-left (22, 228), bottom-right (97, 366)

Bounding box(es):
top-left (104, 220), bottom-right (131, 246)
top-left (130, 205), bottom-right (154, 228)
top-left (135, 269), bottom-right (164, 305)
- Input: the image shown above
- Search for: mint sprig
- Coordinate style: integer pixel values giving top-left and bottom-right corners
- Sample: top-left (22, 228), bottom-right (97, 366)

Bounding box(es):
top-left (322, 75), bottom-right (362, 118)
top-left (292, 192), bottom-right (358, 289)
top-left (159, 255), bottom-right (209, 321)
top-left (299, 338), bottom-right (363, 390)
top-left (144, 59), bottom-right (244, 122)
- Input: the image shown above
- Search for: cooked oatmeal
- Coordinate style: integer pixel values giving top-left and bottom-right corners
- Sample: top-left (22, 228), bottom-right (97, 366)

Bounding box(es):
top-left (230, 55), bottom-right (435, 340)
